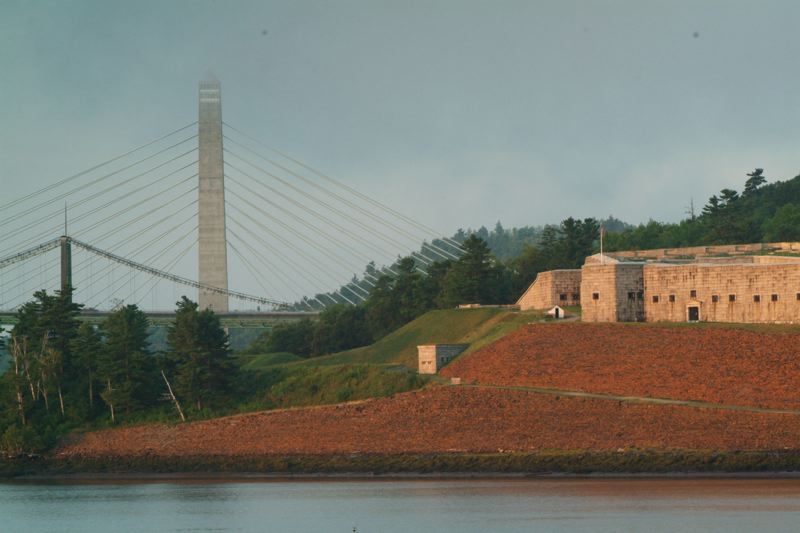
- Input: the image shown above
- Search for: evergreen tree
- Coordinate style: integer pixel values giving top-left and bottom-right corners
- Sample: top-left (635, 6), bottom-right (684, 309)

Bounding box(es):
top-left (743, 168), bottom-right (767, 195)
top-left (166, 297), bottom-right (232, 411)
top-left (98, 304), bottom-right (154, 421)
top-left (440, 235), bottom-right (510, 306)
top-left (310, 304), bottom-right (372, 356)
top-left (70, 323), bottom-right (103, 414)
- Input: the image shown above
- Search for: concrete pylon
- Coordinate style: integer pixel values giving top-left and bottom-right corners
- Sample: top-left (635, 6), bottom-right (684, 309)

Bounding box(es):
top-left (198, 78), bottom-right (229, 312)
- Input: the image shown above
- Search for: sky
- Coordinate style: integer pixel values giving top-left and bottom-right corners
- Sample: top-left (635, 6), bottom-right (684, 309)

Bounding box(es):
top-left (2, 0), bottom-right (800, 309)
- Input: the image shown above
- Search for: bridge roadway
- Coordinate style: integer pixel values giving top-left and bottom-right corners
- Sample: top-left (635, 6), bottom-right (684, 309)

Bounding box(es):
top-left (0, 310), bottom-right (318, 328)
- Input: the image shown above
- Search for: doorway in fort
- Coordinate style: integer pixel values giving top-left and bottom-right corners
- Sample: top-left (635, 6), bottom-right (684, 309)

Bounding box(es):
top-left (687, 306), bottom-right (700, 322)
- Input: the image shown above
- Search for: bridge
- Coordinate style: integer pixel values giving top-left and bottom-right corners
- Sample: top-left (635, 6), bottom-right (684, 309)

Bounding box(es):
top-left (0, 79), bottom-right (463, 328)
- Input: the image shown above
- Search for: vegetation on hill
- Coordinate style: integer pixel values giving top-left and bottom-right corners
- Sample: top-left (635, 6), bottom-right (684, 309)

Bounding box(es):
top-left (0, 288), bottom-right (432, 457)
top-left (301, 308), bottom-right (538, 368)
top-left (605, 169), bottom-right (800, 250)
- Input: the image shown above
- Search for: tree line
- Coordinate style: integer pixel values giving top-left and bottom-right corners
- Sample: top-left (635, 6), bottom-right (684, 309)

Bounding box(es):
top-left (604, 169), bottom-right (800, 250)
top-left (249, 221), bottom-right (600, 357)
top-left (0, 290), bottom-right (232, 454)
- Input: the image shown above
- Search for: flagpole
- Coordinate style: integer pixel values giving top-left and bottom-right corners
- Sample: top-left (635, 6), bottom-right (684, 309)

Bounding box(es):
top-left (600, 223), bottom-right (604, 265)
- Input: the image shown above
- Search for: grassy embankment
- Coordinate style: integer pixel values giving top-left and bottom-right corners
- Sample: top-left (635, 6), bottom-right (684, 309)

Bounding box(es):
top-left (231, 308), bottom-right (541, 412)
top-left (293, 307), bottom-right (544, 369)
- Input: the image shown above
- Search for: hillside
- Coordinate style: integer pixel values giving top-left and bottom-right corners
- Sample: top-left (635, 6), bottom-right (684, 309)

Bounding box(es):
top-left (58, 386), bottom-right (800, 460)
top-left (42, 319), bottom-right (800, 474)
top-left (441, 322), bottom-right (800, 410)
top-left (296, 307), bottom-right (540, 369)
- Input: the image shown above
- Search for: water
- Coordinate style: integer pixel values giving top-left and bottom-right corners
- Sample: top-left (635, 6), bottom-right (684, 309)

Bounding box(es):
top-left (2, 477), bottom-right (800, 532)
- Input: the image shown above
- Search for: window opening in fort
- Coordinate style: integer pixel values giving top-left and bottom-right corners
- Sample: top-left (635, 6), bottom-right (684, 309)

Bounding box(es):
top-left (754, 294), bottom-right (761, 303)
top-left (652, 295), bottom-right (659, 303)
top-left (637, 291), bottom-right (643, 300)
top-left (688, 306), bottom-right (699, 322)
top-left (592, 292), bottom-right (599, 300)
top-left (690, 289), bottom-right (697, 298)
top-left (772, 294), bottom-right (779, 302)
top-left (712, 295), bottom-right (719, 303)
top-left (797, 292), bottom-right (800, 301)
top-left (559, 293), bottom-right (567, 301)
top-left (572, 293), bottom-right (580, 301)
top-left (729, 294), bottom-right (736, 302)
top-left (628, 291), bottom-right (635, 300)
top-left (669, 294), bottom-right (676, 302)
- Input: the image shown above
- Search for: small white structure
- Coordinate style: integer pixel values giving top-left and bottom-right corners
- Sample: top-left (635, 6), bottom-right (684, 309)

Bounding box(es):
top-left (546, 305), bottom-right (566, 319)
top-left (417, 344), bottom-right (469, 374)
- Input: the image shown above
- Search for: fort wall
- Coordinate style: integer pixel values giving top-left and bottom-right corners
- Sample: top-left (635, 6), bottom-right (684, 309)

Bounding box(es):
top-left (606, 241), bottom-right (800, 261)
top-left (516, 270), bottom-right (581, 311)
top-left (644, 262), bottom-right (800, 324)
top-left (580, 262), bottom-right (644, 322)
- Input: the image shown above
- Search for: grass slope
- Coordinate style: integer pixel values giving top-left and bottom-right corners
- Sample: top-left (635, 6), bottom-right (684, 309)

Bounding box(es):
top-left (299, 308), bottom-right (543, 369)
top-left (236, 352), bottom-right (303, 371)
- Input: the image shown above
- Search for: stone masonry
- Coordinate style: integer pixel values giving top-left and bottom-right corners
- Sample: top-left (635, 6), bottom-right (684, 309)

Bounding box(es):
top-left (580, 259), bottom-right (645, 322)
top-left (516, 269), bottom-right (581, 311)
top-left (644, 258), bottom-right (800, 324)
top-left (418, 344), bottom-right (469, 374)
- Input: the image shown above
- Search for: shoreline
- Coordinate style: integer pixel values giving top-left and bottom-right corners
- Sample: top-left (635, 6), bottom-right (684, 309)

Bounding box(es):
top-left (5, 450), bottom-right (800, 480)
top-left (9, 470), bottom-right (800, 483)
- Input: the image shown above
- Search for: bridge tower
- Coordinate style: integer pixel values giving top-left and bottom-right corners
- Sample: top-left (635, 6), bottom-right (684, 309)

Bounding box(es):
top-left (198, 78), bottom-right (229, 312)
top-left (59, 235), bottom-right (72, 294)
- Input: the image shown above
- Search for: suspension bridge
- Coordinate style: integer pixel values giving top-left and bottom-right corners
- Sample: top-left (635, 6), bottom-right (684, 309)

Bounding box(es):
top-left (0, 79), bottom-right (463, 330)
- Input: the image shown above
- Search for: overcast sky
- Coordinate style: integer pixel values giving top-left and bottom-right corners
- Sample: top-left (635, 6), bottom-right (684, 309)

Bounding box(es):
top-left (2, 0), bottom-right (800, 308)
top-left (4, 0), bottom-right (800, 229)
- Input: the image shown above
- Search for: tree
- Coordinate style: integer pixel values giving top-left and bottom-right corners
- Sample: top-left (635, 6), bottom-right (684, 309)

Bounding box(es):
top-left (762, 204), bottom-right (800, 242)
top-left (98, 304), bottom-right (154, 421)
top-left (440, 235), bottom-right (510, 307)
top-left (70, 323), bottom-right (103, 413)
top-left (310, 304), bottom-right (372, 356)
top-left (744, 168), bottom-right (767, 196)
top-left (166, 297), bottom-right (232, 411)
top-left (262, 319), bottom-right (314, 356)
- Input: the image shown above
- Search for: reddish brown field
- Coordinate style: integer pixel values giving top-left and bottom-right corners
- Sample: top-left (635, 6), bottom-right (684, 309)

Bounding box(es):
top-left (441, 323), bottom-right (800, 410)
top-left (58, 387), bottom-right (800, 459)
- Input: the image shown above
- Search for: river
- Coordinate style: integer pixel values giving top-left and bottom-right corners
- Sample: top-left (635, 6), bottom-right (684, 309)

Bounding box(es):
top-left (1, 477), bottom-right (799, 532)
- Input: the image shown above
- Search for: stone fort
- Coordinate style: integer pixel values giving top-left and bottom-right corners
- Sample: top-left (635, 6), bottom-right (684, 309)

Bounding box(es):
top-left (516, 242), bottom-right (800, 324)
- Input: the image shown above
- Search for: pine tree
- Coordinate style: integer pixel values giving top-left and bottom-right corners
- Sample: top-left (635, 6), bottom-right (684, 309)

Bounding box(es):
top-left (98, 304), bottom-right (153, 420)
top-left (167, 297), bottom-right (232, 411)
top-left (70, 323), bottom-right (103, 413)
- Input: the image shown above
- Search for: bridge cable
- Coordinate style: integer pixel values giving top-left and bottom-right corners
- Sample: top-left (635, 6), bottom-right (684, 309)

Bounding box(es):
top-left (0, 122), bottom-right (196, 212)
top-left (225, 188), bottom-right (370, 298)
top-left (95, 225), bottom-right (200, 309)
top-left (226, 224), bottom-right (330, 310)
top-left (135, 237), bottom-right (199, 308)
top-left (0, 137), bottom-right (197, 228)
top-left (224, 204), bottom-right (361, 305)
top-left (225, 149), bottom-right (446, 266)
top-left (226, 216), bottom-right (342, 308)
top-left (222, 122), bottom-right (464, 253)
top-left (68, 195), bottom-right (199, 282)
top-left (227, 237), bottom-right (300, 309)
top-left (1, 164), bottom-right (198, 251)
top-left (72, 203), bottom-right (199, 293)
top-left (225, 163), bottom-right (403, 267)
top-left (227, 226), bottom-right (312, 303)
top-left (71, 237), bottom-right (288, 308)
top-left (222, 131), bottom-right (462, 261)
top-left (226, 174), bottom-right (397, 282)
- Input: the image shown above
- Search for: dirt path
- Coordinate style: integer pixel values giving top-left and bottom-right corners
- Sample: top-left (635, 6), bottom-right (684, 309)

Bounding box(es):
top-left (457, 382), bottom-right (800, 415)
